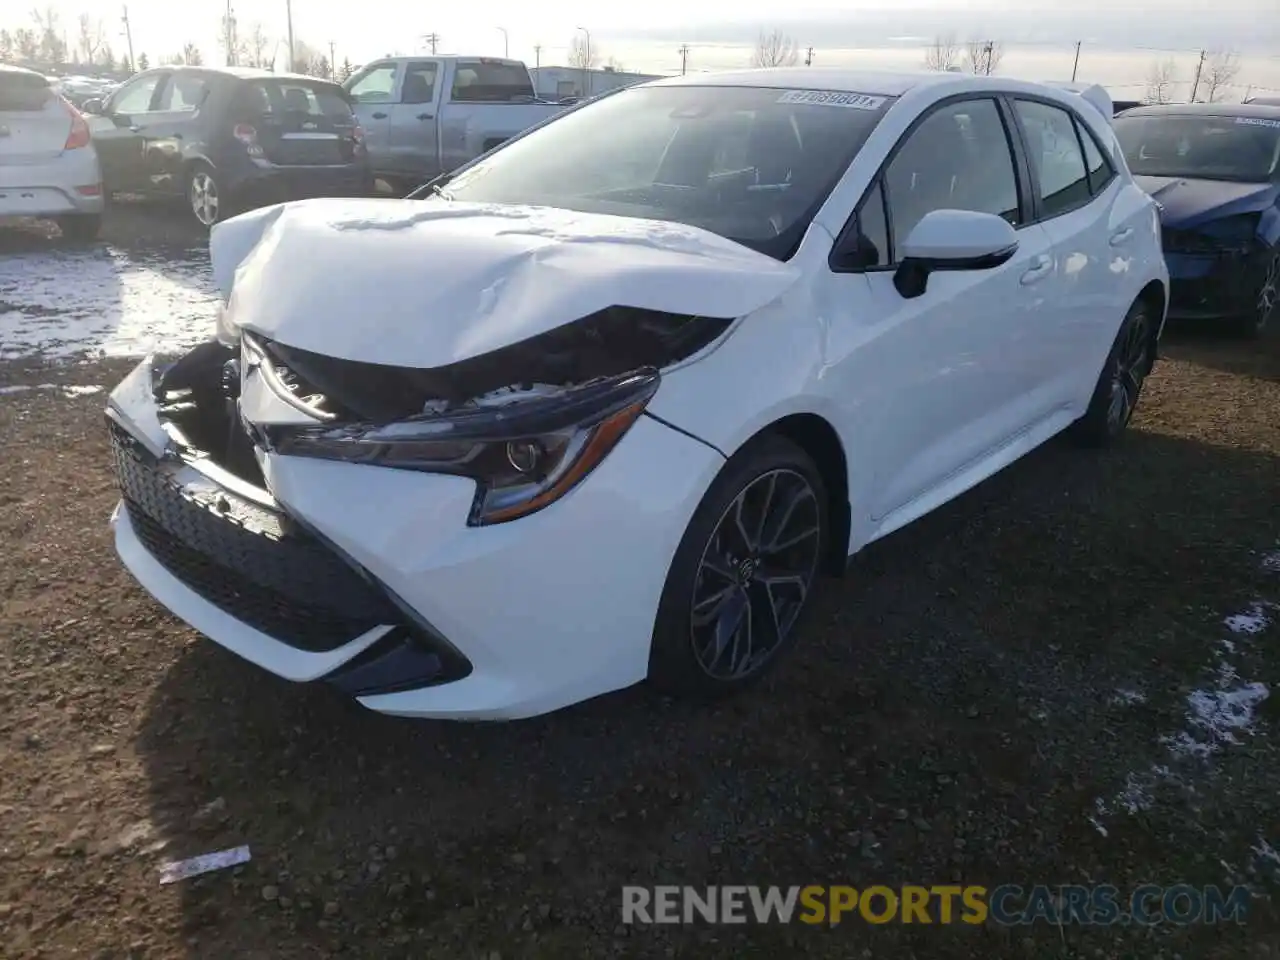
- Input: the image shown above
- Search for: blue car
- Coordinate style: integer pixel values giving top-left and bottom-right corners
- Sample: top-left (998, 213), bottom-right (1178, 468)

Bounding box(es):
top-left (1114, 103), bottom-right (1280, 337)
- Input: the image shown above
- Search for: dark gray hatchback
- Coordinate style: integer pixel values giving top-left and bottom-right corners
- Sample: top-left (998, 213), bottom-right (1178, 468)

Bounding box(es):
top-left (84, 65), bottom-right (372, 228)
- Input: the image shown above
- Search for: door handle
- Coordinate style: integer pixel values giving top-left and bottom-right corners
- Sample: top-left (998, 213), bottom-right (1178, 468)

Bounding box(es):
top-left (1109, 227), bottom-right (1134, 247)
top-left (417, 113), bottom-right (434, 121)
top-left (371, 111), bottom-right (388, 119)
top-left (1019, 255), bottom-right (1053, 286)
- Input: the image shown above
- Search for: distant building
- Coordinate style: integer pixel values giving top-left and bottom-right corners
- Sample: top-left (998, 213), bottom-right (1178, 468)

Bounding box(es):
top-left (530, 65), bottom-right (662, 100)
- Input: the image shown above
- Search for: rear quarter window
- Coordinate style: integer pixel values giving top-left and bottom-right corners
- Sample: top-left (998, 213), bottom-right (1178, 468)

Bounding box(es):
top-left (0, 72), bottom-right (52, 111)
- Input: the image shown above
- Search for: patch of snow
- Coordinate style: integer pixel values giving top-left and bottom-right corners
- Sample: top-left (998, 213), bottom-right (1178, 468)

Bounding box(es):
top-left (1225, 603), bottom-right (1272, 635)
top-left (1111, 688), bottom-right (1147, 706)
top-left (0, 382), bottom-right (56, 394)
top-left (1091, 597), bottom-right (1273, 833)
top-left (0, 246), bottom-right (217, 360)
top-left (62, 384), bottom-right (102, 397)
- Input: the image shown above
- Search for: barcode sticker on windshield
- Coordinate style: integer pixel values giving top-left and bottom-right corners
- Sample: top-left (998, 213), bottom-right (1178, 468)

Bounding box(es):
top-left (776, 90), bottom-right (886, 110)
top-left (1236, 117), bottom-right (1280, 128)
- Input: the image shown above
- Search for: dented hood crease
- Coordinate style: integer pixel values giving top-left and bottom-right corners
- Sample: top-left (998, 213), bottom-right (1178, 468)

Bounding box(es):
top-left (209, 198), bottom-right (801, 368)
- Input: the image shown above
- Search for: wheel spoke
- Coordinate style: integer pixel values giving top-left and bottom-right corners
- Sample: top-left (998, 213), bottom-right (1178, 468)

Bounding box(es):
top-left (692, 582), bottom-right (737, 626)
top-left (731, 492), bottom-right (758, 555)
top-left (761, 482), bottom-right (817, 555)
top-left (699, 590), bottom-right (748, 673)
top-left (744, 580), bottom-right (782, 674)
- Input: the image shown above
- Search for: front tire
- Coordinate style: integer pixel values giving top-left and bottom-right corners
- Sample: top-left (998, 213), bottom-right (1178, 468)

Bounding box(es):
top-left (648, 434), bottom-right (828, 699)
top-left (55, 213), bottom-right (101, 244)
top-left (187, 164), bottom-right (223, 229)
top-left (1233, 248), bottom-right (1279, 339)
top-left (1069, 297), bottom-right (1156, 447)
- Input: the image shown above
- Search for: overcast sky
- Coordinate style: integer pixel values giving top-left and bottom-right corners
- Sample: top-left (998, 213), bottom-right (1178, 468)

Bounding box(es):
top-left (3, 0), bottom-right (1278, 94)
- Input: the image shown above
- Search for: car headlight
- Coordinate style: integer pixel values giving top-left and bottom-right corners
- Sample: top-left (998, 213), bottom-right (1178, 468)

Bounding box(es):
top-left (264, 370), bottom-right (660, 525)
top-left (215, 303), bottom-right (241, 348)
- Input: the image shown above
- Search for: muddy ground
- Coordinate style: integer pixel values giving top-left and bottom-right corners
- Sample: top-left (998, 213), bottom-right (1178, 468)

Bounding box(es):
top-left (1, 204), bottom-right (1279, 958)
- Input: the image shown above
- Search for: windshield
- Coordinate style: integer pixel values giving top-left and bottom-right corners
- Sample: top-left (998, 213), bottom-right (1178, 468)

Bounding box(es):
top-left (437, 84), bottom-right (892, 260)
top-left (1114, 114), bottom-right (1280, 182)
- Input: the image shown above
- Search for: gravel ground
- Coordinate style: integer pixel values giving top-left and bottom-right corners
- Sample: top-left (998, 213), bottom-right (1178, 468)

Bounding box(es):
top-left (1, 206), bottom-right (1279, 959)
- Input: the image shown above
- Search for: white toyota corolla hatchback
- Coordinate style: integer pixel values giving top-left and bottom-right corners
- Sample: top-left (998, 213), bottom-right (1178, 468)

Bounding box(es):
top-left (107, 69), bottom-right (1168, 720)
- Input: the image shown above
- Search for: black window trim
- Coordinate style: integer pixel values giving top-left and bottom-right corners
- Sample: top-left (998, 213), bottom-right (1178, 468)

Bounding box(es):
top-left (1004, 93), bottom-right (1116, 225)
top-left (829, 92), bottom-right (1032, 275)
top-left (107, 69), bottom-right (166, 115)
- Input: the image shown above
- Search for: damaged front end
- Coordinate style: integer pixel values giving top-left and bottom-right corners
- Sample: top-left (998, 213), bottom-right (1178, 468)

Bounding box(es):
top-left (1161, 213), bottom-right (1272, 321)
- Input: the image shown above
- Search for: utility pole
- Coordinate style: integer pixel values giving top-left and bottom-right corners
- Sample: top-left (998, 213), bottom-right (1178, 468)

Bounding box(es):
top-left (1189, 48), bottom-right (1206, 102)
top-left (805, 46), bottom-right (814, 67)
top-left (534, 44), bottom-right (541, 70)
top-left (497, 27), bottom-right (508, 58)
top-left (678, 43), bottom-right (690, 75)
top-left (224, 0), bottom-right (236, 67)
top-left (983, 40), bottom-right (994, 76)
top-left (121, 5), bottom-right (135, 72)
top-left (329, 41), bottom-right (336, 79)
top-left (285, 0), bottom-right (295, 72)
top-left (422, 33), bottom-right (440, 55)
top-left (1071, 40), bottom-right (1081, 82)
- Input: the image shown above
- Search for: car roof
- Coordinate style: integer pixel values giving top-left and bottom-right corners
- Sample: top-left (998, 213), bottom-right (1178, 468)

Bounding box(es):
top-left (0, 62), bottom-right (48, 80)
top-left (647, 67), bottom-right (955, 97)
top-left (156, 65), bottom-right (342, 85)
top-left (1117, 102), bottom-right (1280, 120)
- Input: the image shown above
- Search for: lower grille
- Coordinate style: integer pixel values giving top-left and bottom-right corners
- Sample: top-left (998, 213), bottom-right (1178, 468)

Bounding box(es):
top-left (110, 419), bottom-right (401, 652)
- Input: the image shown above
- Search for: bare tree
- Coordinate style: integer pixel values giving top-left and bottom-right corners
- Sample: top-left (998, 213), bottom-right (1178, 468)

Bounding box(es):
top-left (924, 32), bottom-right (960, 71)
top-left (964, 38), bottom-right (1003, 76)
top-left (245, 23), bottom-right (271, 68)
top-left (76, 13), bottom-right (104, 65)
top-left (0, 30), bottom-right (12, 60)
top-left (1202, 49), bottom-right (1241, 103)
top-left (181, 41), bottom-right (203, 66)
top-left (14, 27), bottom-right (38, 61)
top-left (567, 34), bottom-right (598, 69)
top-left (135, 51), bottom-right (148, 71)
top-left (1143, 59), bottom-right (1178, 104)
top-left (31, 6), bottom-right (66, 62)
top-left (604, 55), bottom-right (626, 72)
top-left (219, 14), bottom-right (247, 66)
top-left (751, 28), bottom-right (799, 68)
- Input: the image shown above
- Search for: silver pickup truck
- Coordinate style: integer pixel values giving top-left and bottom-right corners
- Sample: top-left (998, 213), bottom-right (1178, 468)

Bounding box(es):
top-left (342, 56), bottom-right (569, 191)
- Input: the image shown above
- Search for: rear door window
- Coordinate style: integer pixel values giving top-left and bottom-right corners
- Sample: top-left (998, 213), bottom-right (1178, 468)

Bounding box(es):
top-left (238, 79), bottom-right (359, 165)
top-left (157, 73), bottom-right (209, 112)
top-left (1014, 99), bottom-right (1092, 217)
top-left (111, 73), bottom-right (163, 114)
top-left (450, 60), bottom-right (535, 102)
top-left (0, 70), bottom-right (52, 111)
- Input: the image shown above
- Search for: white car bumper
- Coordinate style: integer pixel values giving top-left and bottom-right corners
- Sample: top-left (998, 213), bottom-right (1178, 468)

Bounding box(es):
top-left (0, 146), bottom-right (104, 218)
top-left (107, 356), bottom-right (724, 720)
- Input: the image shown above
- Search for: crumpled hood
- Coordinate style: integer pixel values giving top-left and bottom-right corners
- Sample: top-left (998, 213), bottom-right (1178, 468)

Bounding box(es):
top-left (210, 198), bottom-right (800, 367)
top-left (1134, 175), bottom-right (1278, 230)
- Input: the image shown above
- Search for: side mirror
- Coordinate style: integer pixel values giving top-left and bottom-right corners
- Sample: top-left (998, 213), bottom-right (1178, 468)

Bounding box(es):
top-left (893, 209), bottom-right (1019, 299)
top-left (81, 97), bottom-right (104, 115)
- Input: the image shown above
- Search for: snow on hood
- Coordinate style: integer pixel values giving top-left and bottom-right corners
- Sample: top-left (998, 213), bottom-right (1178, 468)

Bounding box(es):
top-left (209, 198), bottom-right (800, 367)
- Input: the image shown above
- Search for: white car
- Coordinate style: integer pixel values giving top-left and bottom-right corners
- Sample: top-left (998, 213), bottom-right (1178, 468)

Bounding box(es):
top-left (106, 69), bottom-right (1168, 720)
top-left (0, 64), bottom-right (104, 240)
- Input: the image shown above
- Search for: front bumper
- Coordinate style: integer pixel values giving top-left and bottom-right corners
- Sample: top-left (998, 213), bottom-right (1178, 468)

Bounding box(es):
top-left (107, 355), bottom-right (724, 720)
top-left (1164, 246), bottom-right (1269, 322)
top-left (0, 147), bottom-right (104, 218)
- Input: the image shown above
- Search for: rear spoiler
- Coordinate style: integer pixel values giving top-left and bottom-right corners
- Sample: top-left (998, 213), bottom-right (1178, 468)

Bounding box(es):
top-left (1039, 82), bottom-right (1114, 124)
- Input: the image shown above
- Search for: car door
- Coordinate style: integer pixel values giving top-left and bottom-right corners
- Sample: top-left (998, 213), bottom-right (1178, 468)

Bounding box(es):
top-left (88, 71), bottom-right (164, 193)
top-left (820, 96), bottom-right (1059, 532)
top-left (386, 59), bottom-right (442, 183)
top-left (343, 61), bottom-right (400, 177)
top-left (138, 71), bottom-right (211, 195)
top-left (1009, 96), bottom-right (1135, 410)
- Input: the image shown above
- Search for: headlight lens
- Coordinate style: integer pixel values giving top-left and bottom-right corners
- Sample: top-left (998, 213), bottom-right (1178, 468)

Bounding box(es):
top-left (214, 303), bottom-right (241, 348)
top-left (265, 370), bottom-right (660, 525)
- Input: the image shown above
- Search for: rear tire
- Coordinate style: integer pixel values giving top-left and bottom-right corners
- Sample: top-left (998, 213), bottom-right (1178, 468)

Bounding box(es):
top-left (186, 163), bottom-right (224, 230)
top-left (1069, 298), bottom-right (1156, 448)
top-left (56, 213), bottom-right (101, 244)
top-left (648, 434), bottom-right (828, 699)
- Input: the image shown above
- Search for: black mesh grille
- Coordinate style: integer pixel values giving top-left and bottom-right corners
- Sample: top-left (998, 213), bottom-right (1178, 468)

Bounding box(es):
top-left (109, 419), bottom-right (401, 652)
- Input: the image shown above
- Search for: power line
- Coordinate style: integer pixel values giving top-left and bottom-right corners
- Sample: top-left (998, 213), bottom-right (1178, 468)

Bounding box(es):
top-left (805, 46), bottom-right (815, 66)
top-left (421, 32), bottom-right (440, 55)
top-left (1071, 39), bottom-right (1081, 82)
